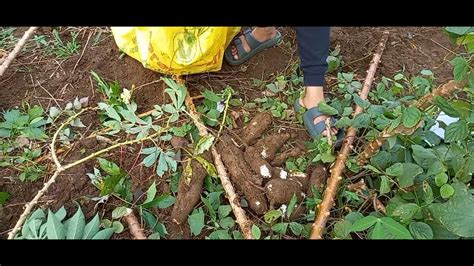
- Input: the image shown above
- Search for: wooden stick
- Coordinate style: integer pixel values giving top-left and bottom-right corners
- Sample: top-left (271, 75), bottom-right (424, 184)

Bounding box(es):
top-left (310, 32), bottom-right (389, 239)
top-left (0, 27), bottom-right (38, 76)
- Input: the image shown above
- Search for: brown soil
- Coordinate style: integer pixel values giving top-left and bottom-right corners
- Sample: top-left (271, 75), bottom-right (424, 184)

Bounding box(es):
top-left (0, 26), bottom-right (457, 239)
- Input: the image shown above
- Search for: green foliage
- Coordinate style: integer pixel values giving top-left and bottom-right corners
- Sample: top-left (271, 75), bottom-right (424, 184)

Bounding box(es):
top-left (16, 206), bottom-right (114, 239)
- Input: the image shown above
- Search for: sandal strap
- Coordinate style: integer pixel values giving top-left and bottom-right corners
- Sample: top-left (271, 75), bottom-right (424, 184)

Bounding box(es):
top-left (243, 30), bottom-right (263, 50)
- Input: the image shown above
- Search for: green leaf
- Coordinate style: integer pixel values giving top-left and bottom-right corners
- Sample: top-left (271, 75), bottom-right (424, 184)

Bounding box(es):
top-left (4, 109), bottom-right (21, 123)
top-left (409, 222), bottom-right (433, 239)
top-left (289, 222), bottom-right (304, 236)
top-left (353, 94), bottom-right (370, 109)
top-left (142, 210), bottom-right (167, 236)
top-left (271, 223), bottom-right (288, 235)
top-left (318, 102), bottom-right (339, 116)
top-left (251, 224), bottom-right (261, 239)
top-left (370, 151), bottom-right (392, 170)
top-left (144, 181), bottom-right (157, 204)
top-left (342, 107), bottom-right (353, 116)
top-left (70, 118), bottom-right (85, 127)
top-left (394, 73), bottom-right (405, 81)
top-left (195, 135), bottom-right (215, 155)
top-left (218, 205), bottom-right (232, 219)
top-left (386, 163), bottom-right (423, 188)
top-left (0, 191), bottom-right (10, 206)
top-left (232, 230), bottom-right (244, 240)
top-left (202, 90), bottom-right (221, 102)
top-left (434, 96), bottom-right (460, 117)
top-left (333, 220), bottom-right (352, 239)
top-left (444, 121), bottom-right (468, 142)
top-left (421, 69), bottom-right (433, 76)
top-left (351, 216), bottom-right (379, 232)
top-left (101, 219), bottom-right (112, 228)
top-left (402, 106), bottom-right (422, 128)
top-left (429, 182), bottom-right (474, 237)
top-left (387, 116), bottom-right (402, 133)
top-left (334, 117), bottom-right (351, 128)
top-left (370, 222), bottom-right (384, 239)
top-left (451, 56), bottom-right (469, 81)
top-left (286, 193), bottom-right (298, 218)
top-left (208, 230), bottom-right (232, 239)
top-left (379, 217), bottom-right (413, 239)
top-left (98, 103), bottom-right (121, 121)
top-left (54, 206), bottom-right (67, 221)
top-left (92, 228), bottom-right (115, 239)
top-left (119, 109), bottom-right (138, 124)
top-left (0, 128), bottom-right (11, 138)
top-left (49, 107), bottom-right (61, 118)
top-left (194, 155), bottom-right (218, 178)
top-left (451, 100), bottom-right (471, 119)
top-left (156, 152), bottom-right (168, 177)
top-left (82, 214), bottom-right (100, 239)
top-left (411, 145), bottom-right (439, 170)
top-left (386, 163), bottom-right (403, 176)
top-left (342, 73), bottom-right (354, 82)
top-left (22, 127), bottom-right (47, 140)
top-left (435, 172), bottom-right (449, 187)
top-left (98, 158), bottom-right (122, 176)
top-left (142, 148), bottom-right (159, 168)
top-left (320, 152), bottom-right (336, 163)
top-left (112, 221), bottom-right (124, 233)
top-left (264, 210), bottom-right (282, 224)
top-left (46, 210), bottom-right (66, 239)
top-left (426, 220), bottom-right (460, 239)
top-left (65, 207), bottom-right (85, 239)
top-left (188, 208), bottom-right (205, 236)
top-left (440, 184), bottom-right (455, 199)
top-left (141, 194), bottom-right (175, 209)
top-left (112, 206), bottom-right (129, 220)
top-left (345, 212), bottom-right (364, 224)
top-left (351, 113), bottom-right (370, 128)
top-left (379, 176), bottom-right (391, 195)
top-left (201, 196), bottom-right (216, 221)
top-left (445, 26), bottom-right (474, 35)
top-left (417, 181), bottom-right (434, 205)
top-left (28, 105), bottom-right (44, 121)
top-left (392, 203), bottom-right (420, 224)
top-left (219, 217), bottom-right (235, 230)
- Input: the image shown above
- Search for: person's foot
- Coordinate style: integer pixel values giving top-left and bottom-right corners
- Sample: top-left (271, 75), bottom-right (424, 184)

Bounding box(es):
top-left (230, 27), bottom-right (278, 60)
top-left (299, 86), bottom-right (338, 137)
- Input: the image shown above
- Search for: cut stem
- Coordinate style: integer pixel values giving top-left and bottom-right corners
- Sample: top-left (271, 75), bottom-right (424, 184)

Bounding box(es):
top-left (310, 32), bottom-right (389, 239)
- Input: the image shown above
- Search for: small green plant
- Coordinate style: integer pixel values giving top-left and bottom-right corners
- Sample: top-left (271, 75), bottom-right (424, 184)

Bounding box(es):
top-left (0, 191), bottom-right (9, 207)
top-left (326, 45), bottom-right (344, 73)
top-left (187, 175), bottom-right (242, 239)
top-left (52, 29), bottom-right (80, 59)
top-left (15, 205), bottom-right (115, 239)
top-left (87, 158), bottom-right (133, 203)
top-left (0, 27), bottom-right (17, 50)
top-left (33, 29), bottom-right (80, 59)
top-left (261, 194), bottom-right (308, 239)
top-left (254, 97), bottom-right (290, 119)
top-left (197, 87), bottom-right (237, 128)
top-left (0, 105), bottom-right (50, 181)
top-left (307, 137), bottom-right (336, 164)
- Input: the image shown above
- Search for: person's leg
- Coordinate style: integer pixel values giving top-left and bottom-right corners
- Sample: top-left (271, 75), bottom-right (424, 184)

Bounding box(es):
top-left (295, 27), bottom-right (337, 136)
top-left (229, 27), bottom-right (278, 60)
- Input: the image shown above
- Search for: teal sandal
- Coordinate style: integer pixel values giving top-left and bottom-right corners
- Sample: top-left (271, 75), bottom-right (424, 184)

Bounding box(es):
top-left (225, 28), bottom-right (282, 66)
top-left (294, 99), bottom-right (345, 148)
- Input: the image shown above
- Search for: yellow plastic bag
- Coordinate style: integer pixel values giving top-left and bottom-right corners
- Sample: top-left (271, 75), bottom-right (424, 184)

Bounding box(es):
top-left (111, 27), bottom-right (241, 76)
